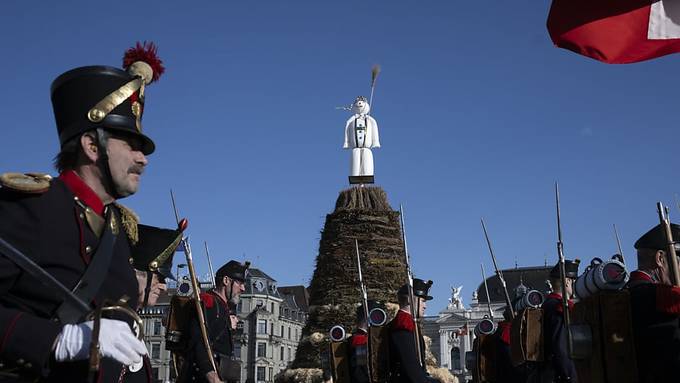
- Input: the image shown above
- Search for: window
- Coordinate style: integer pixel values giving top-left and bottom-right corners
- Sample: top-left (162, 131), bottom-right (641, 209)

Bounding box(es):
top-left (269, 367), bottom-right (274, 381)
top-left (153, 320), bottom-right (162, 336)
top-left (257, 366), bottom-right (266, 382)
top-left (237, 301), bottom-right (243, 313)
top-left (257, 342), bottom-right (267, 358)
top-left (281, 325), bottom-right (284, 337)
top-left (270, 302), bottom-right (275, 312)
top-left (151, 343), bottom-right (161, 359)
top-left (280, 346), bottom-right (285, 361)
top-left (287, 346), bottom-right (292, 361)
top-left (288, 327), bottom-right (291, 339)
top-left (152, 367), bottom-right (159, 380)
top-left (279, 307), bottom-right (283, 316)
top-left (295, 328), bottom-right (299, 340)
top-left (257, 319), bottom-right (268, 334)
top-left (270, 323), bottom-right (274, 335)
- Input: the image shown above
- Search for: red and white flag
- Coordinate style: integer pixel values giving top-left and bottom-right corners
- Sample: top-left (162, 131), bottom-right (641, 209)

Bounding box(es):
top-left (547, 0), bottom-right (680, 63)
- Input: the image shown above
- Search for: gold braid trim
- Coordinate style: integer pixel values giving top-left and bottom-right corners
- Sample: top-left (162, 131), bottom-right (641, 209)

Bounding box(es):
top-left (114, 203), bottom-right (139, 245)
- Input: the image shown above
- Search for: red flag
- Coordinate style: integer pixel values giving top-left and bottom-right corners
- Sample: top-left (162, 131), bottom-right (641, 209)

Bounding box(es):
top-left (547, 0), bottom-right (680, 63)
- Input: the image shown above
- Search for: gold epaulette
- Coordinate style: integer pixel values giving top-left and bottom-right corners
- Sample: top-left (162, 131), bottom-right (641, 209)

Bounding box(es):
top-left (0, 172), bottom-right (52, 194)
top-left (114, 203), bottom-right (139, 245)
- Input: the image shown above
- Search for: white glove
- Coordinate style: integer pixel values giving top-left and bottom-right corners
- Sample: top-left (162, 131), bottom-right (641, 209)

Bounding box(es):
top-left (53, 318), bottom-right (148, 365)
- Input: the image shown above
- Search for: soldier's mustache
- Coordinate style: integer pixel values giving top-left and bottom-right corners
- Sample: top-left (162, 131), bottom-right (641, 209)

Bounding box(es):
top-left (129, 165), bottom-right (145, 175)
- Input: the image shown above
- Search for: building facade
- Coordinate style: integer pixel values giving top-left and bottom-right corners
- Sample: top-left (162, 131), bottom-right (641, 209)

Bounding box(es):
top-left (234, 268), bottom-right (308, 383)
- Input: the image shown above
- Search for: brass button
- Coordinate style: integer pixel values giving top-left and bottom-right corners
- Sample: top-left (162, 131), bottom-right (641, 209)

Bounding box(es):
top-left (74, 196), bottom-right (79, 201)
top-left (79, 213), bottom-right (85, 219)
top-left (85, 246), bottom-right (92, 253)
top-left (85, 207), bottom-right (91, 213)
top-left (88, 108), bottom-right (105, 122)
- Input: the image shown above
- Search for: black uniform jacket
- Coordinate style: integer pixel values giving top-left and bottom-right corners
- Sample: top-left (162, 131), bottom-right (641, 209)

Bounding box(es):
top-left (388, 310), bottom-right (435, 383)
top-left (0, 171), bottom-right (141, 382)
top-left (627, 270), bottom-right (680, 383)
top-left (542, 293), bottom-right (578, 383)
top-left (494, 321), bottom-right (526, 383)
top-left (178, 290), bottom-right (234, 383)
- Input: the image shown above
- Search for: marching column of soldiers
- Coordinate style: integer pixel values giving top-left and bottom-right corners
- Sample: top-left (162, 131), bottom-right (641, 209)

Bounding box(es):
top-left (1, 42), bottom-right (680, 383)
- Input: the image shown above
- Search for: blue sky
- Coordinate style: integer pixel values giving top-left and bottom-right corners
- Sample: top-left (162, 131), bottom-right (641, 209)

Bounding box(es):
top-left (2, 1), bottom-right (679, 313)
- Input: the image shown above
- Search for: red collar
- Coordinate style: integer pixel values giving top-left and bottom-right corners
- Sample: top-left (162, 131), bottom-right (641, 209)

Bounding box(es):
top-left (630, 270), bottom-right (654, 283)
top-left (59, 170), bottom-right (104, 216)
top-left (498, 321), bottom-right (512, 344)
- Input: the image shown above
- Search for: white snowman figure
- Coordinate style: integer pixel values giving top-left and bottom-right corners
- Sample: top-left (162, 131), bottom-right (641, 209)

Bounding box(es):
top-left (343, 96), bottom-right (380, 183)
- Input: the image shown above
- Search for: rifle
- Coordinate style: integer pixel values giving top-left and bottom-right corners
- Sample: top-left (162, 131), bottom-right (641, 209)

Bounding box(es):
top-left (170, 190), bottom-right (218, 374)
top-left (398, 204), bottom-right (425, 367)
top-left (204, 242), bottom-right (216, 289)
top-left (657, 202), bottom-right (680, 286)
top-left (554, 182), bottom-right (573, 356)
top-left (480, 263), bottom-right (493, 319)
top-left (354, 239), bottom-right (373, 383)
top-left (480, 218), bottom-right (515, 319)
top-left (613, 224), bottom-right (626, 265)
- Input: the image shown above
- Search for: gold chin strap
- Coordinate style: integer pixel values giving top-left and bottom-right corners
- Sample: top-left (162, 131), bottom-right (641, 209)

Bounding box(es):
top-left (87, 77), bottom-right (143, 125)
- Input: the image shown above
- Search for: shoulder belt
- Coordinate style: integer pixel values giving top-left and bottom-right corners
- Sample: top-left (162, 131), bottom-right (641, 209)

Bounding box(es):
top-left (55, 211), bottom-right (118, 323)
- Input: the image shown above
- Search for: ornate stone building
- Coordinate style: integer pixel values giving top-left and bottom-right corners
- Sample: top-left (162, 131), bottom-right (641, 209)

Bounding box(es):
top-left (422, 266), bottom-right (551, 382)
top-left (233, 268), bottom-right (309, 383)
top-left (138, 270), bottom-right (308, 383)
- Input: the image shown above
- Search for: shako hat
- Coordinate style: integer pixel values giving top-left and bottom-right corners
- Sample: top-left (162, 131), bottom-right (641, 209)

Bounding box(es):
top-left (634, 223), bottom-right (680, 251)
top-left (131, 222), bottom-right (183, 282)
top-left (216, 260), bottom-right (251, 283)
top-left (398, 278), bottom-right (434, 301)
top-left (51, 42), bottom-right (165, 155)
top-left (549, 259), bottom-right (580, 279)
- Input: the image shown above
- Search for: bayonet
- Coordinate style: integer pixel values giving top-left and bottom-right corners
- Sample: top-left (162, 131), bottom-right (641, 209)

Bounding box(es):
top-left (399, 204), bottom-right (424, 367)
top-left (481, 263), bottom-right (493, 319)
top-left (555, 182), bottom-right (573, 356)
top-left (480, 218), bottom-right (515, 319)
top-left (657, 202), bottom-right (680, 286)
top-left (170, 190), bottom-right (218, 374)
top-left (613, 224), bottom-right (625, 265)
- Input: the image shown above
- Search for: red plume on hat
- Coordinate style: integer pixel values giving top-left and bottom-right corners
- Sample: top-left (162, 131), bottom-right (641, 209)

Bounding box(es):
top-left (123, 41), bottom-right (165, 83)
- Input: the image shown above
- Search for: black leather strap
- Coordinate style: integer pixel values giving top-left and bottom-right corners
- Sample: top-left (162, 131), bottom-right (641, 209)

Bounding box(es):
top-left (55, 210), bottom-right (118, 323)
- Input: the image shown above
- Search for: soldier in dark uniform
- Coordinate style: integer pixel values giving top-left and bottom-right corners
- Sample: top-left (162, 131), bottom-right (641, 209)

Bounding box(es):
top-left (388, 279), bottom-right (438, 383)
top-left (178, 260), bottom-right (249, 383)
top-left (627, 223), bottom-right (680, 382)
top-left (125, 223), bottom-right (182, 382)
top-left (132, 223), bottom-right (183, 308)
top-left (541, 259), bottom-right (580, 383)
top-left (493, 306), bottom-right (526, 383)
top-left (0, 42), bottom-right (165, 382)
